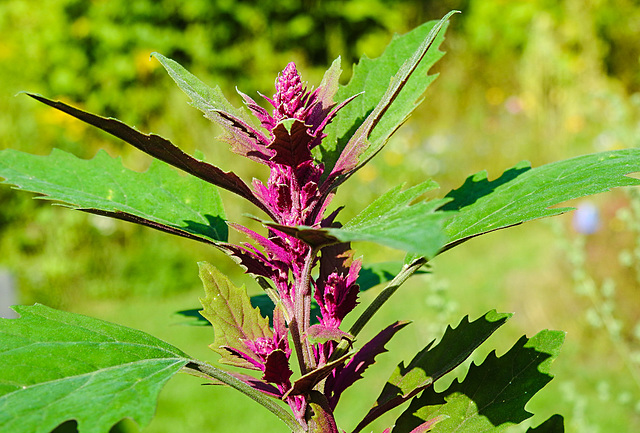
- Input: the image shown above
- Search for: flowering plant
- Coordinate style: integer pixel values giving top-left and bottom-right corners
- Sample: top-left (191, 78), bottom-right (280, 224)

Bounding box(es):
top-left (1, 11), bottom-right (639, 433)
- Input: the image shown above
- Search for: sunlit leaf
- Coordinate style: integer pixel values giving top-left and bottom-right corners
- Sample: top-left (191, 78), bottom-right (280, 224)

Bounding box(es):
top-left (0, 148), bottom-right (227, 243)
top-left (0, 304), bottom-right (189, 433)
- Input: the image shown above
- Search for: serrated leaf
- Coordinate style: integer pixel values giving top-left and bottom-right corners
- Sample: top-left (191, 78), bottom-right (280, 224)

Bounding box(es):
top-left (264, 181), bottom-right (451, 258)
top-left (441, 149), bottom-right (640, 251)
top-left (0, 148), bottom-right (228, 243)
top-left (321, 13), bottom-right (454, 185)
top-left (393, 330), bottom-right (565, 433)
top-left (25, 93), bottom-right (270, 215)
top-left (268, 119), bottom-right (314, 167)
top-left (354, 311), bottom-right (512, 432)
top-left (0, 304), bottom-right (189, 433)
top-left (198, 262), bottom-right (273, 369)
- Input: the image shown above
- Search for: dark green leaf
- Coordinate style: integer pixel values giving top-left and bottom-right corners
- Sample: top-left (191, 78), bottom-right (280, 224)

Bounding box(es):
top-left (441, 150), bottom-right (640, 251)
top-left (354, 311), bottom-right (512, 432)
top-left (0, 304), bottom-right (189, 433)
top-left (393, 330), bottom-right (565, 433)
top-left (0, 148), bottom-right (228, 243)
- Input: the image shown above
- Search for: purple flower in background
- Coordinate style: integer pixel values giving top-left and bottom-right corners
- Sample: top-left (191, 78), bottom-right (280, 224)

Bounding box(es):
top-left (573, 201), bottom-right (601, 234)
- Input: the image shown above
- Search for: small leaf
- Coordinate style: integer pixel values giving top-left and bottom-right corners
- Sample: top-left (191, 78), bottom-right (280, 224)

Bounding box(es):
top-left (285, 352), bottom-right (354, 398)
top-left (308, 391), bottom-right (339, 433)
top-left (393, 330), bottom-right (565, 433)
top-left (327, 321), bottom-right (409, 409)
top-left (441, 149), bottom-right (640, 252)
top-left (0, 148), bottom-right (228, 243)
top-left (264, 181), bottom-right (451, 258)
top-left (0, 304), bottom-right (189, 433)
top-left (354, 311), bottom-right (512, 432)
top-left (198, 262), bottom-right (273, 369)
top-left (307, 324), bottom-right (354, 344)
top-left (268, 119), bottom-right (314, 167)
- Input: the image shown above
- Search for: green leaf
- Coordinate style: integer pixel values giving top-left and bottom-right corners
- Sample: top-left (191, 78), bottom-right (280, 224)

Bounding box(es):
top-left (526, 415), bottom-right (565, 433)
top-left (320, 12), bottom-right (454, 182)
top-left (0, 304), bottom-right (189, 433)
top-left (393, 330), bottom-right (565, 433)
top-left (354, 310), bottom-right (512, 432)
top-left (265, 181), bottom-right (451, 258)
top-left (441, 149), bottom-right (640, 251)
top-left (198, 262), bottom-right (274, 369)
top-left (152, 52), bottom-right (249, 123)
top-left (0, 148), bottom-right (228, 243)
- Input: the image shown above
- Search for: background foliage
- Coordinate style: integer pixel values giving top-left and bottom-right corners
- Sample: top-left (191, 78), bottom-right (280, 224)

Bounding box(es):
top-left (1, 0), bottom-right (640, 432)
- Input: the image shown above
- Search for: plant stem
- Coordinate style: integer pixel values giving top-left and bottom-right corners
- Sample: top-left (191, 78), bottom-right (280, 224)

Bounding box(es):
top-left (331, 257), bottom-right (427, 361)
top-left (293, 247), bottom-right (317, 373)
top-left (184, 359), bottom-right (304, 433)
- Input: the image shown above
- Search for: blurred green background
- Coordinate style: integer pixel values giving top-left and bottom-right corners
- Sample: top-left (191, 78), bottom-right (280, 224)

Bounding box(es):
top-left (1, 0), bottom-right (640, 432)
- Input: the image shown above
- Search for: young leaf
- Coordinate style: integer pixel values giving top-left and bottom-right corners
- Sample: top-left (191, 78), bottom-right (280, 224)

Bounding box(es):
top-left (321, 12), bottom-right (455, 188)
top-left (0, 148), bottom-right (228, 243)
top-left (0, 304), bottom-right (189, 433)
top-left (354, 311), bottom-right (512, 432)
top-left (198, 262), bottom-right (274, 369)
top-left (441, 149), bottom-right (640, 252)
top-left (392, 330), bottom-right (565, 433)
top-left (264, 181), bottom-right (452, 258)
top-left (26, 93), bottom-right (271, 216)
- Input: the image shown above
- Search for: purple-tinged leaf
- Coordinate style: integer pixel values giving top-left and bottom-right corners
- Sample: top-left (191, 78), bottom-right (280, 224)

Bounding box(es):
top-left (326, 321), bottom-right (409, 409)
top-left (285, 352), bottom-right (353, 398)
top-left (198, 262), bottom-right (273, 369)
top-left (307, 325), bottom-right (354, 344)
top-left (268, 119), bottom-right (314, 167)
top-left (353, 311), bottom-right (512, 433)
top-left (26, 93), bottom-right (272, 217)
top-left (263, 350), bottom-right (294, 384)
top-left (212, 109), bottom-right (273, 163)
top-left (406, 415), bottom-right (449, 433)
top-left (308, 391), bottom-right (340, 433)
top-left (322, 12), bottom-right (456, 191)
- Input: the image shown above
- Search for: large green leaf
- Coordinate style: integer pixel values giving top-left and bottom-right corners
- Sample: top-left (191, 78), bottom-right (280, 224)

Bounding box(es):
top-left (441, 149), bottom-right (640, 251)
top-left (0, 304), bottom-right (190, 433)
top-left (393, 330), bottom-right (565, 433)
top-left (354, 311), bottom-right (512, 432)
top-left (0, 148), bottom-right (228, 243)
top-left (198, 262), bottom-right (274, 369)
top-left (320, 12), bottom-right (453, 181)
top-left (265, 181), bottom-right (451, 258)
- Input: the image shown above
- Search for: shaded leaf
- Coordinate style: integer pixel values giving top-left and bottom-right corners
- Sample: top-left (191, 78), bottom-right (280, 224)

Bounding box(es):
top-left (0, 304), bottom-right (189, 433)
top-left (526, 415), bottom-right (565, 433)
top-left (321, 12), bottom-right (454, 187)
top-left (393, 330), bottom-right (565, 433)
top-left (441, 150), bottom-right (640, 252)
top-left (285, 352), bottom-right (354, 398)
top-left (198, 262), bottom-right (273, 369)
top-left (308, 391), bottom-right (339, 433)
top-left (354, 311), bottom-right (512, 432)
top-left (26, 93), bottom-right (270, 215)
top-left (0, 148), bottom-right (228, 243)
